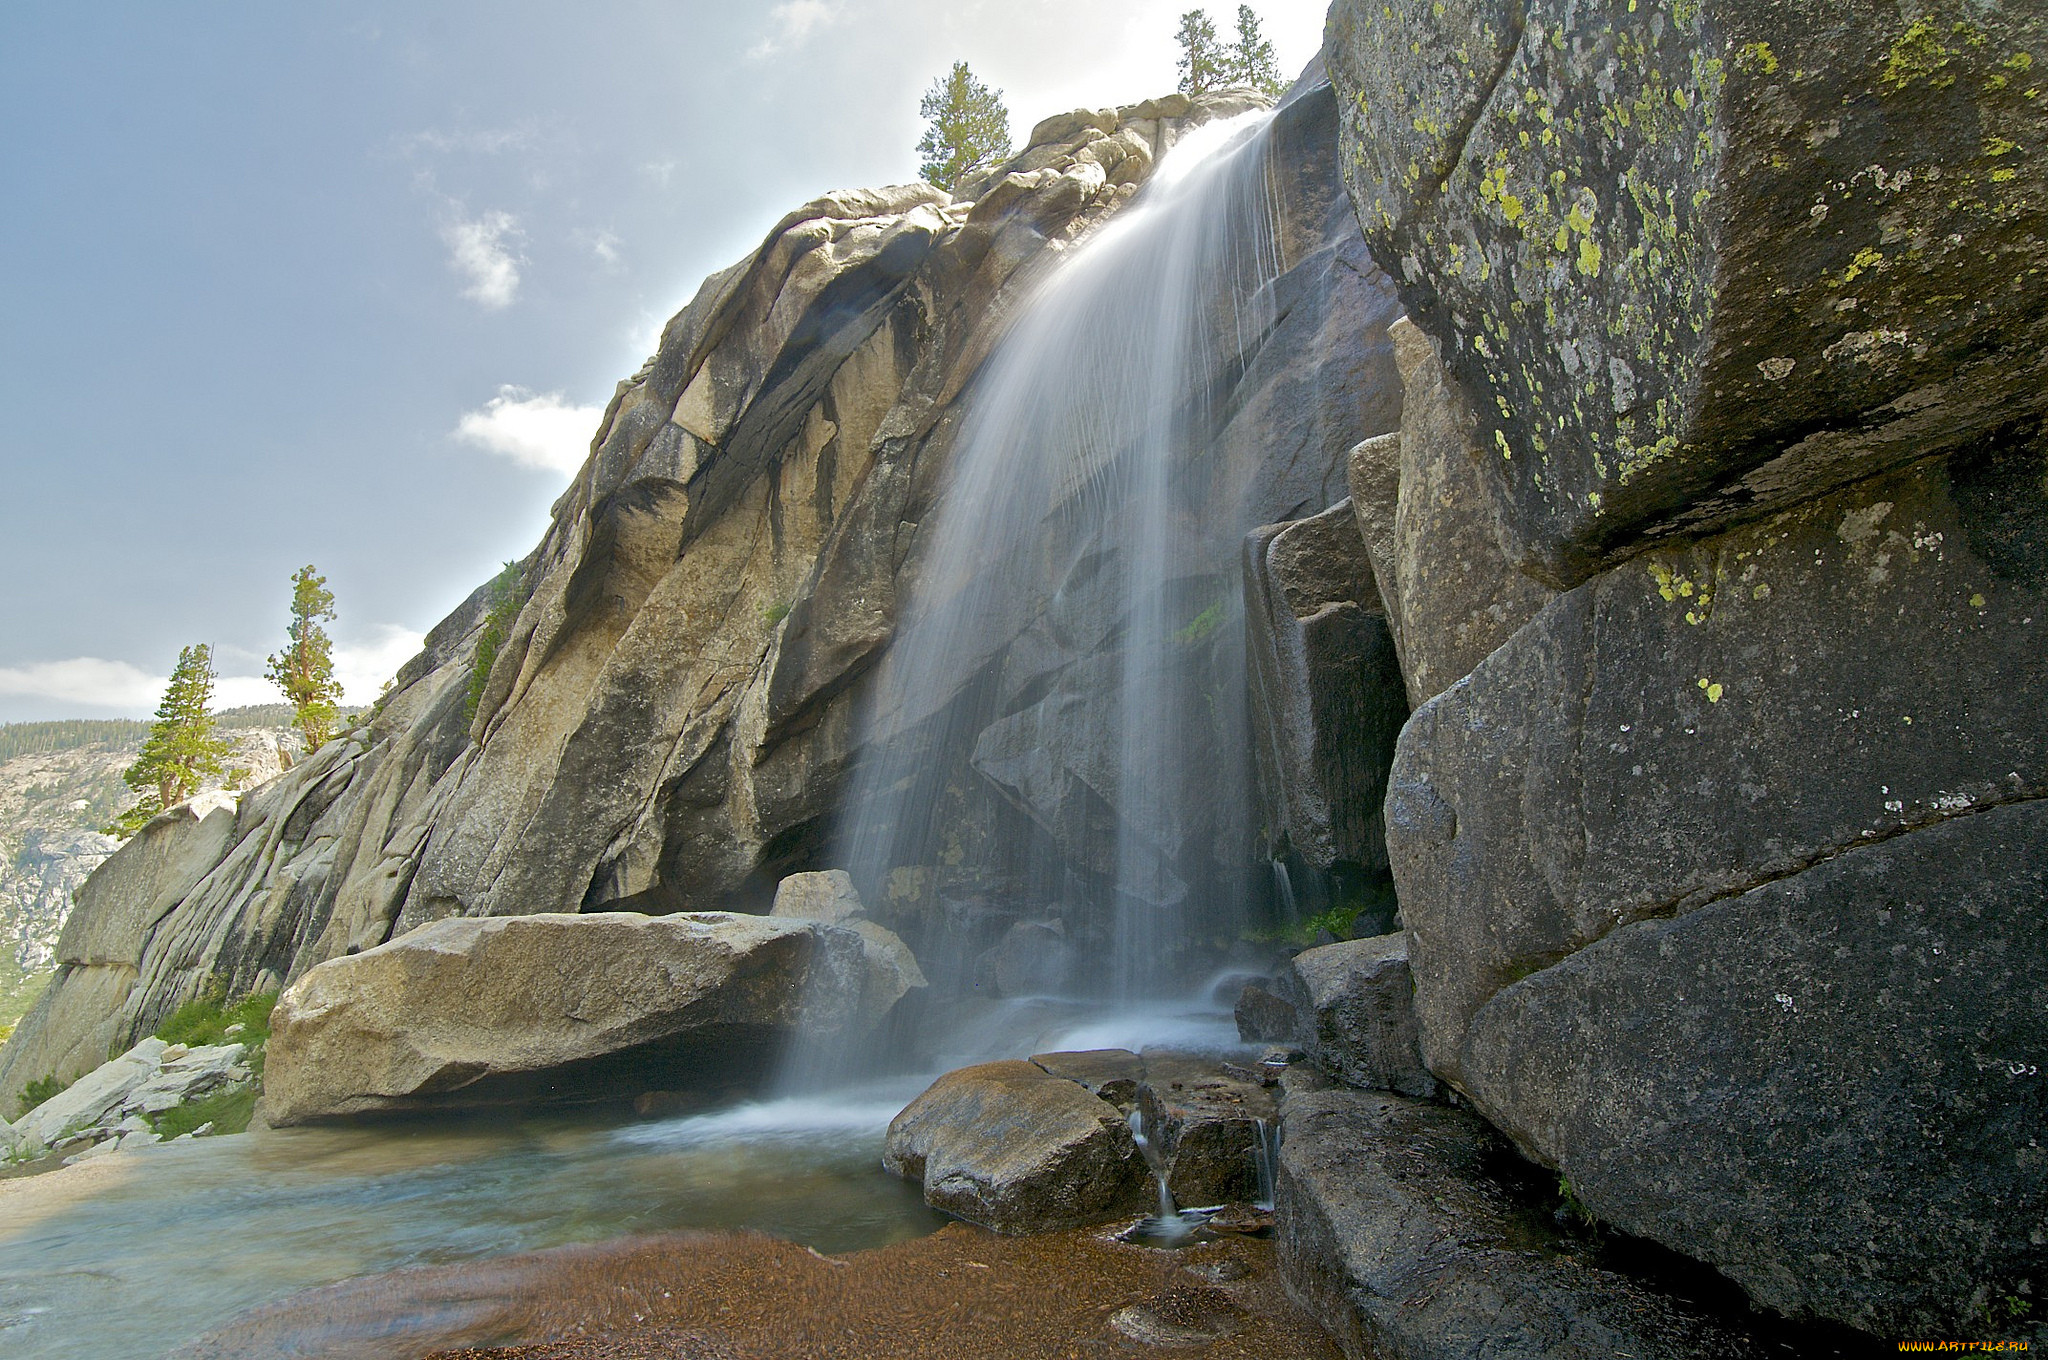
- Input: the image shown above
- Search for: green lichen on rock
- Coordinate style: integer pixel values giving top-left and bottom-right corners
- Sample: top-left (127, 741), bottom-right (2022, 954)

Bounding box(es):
top-left (1326, 0), bottom-right (2048, 585)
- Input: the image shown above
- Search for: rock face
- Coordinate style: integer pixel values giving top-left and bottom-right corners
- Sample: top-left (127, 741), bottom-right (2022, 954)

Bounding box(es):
top-left (1459, 800), bottom-right (2048, 1338)
top-left (882, 1059), bottom-right (1152, 1233)
top-left (1273, 934), bottom-right (1434, 1098)
top-left (264, 911), bottom-right (919, 1124)
top-left (1277, 1081), bottom-right (1774, 1360)
top-left (0, 793), bottom-right (240, 1112)
top-left (1328, 1), bottom-right (2048, 1336)
top-left (1347, 318), bottom-right (1554, 706)
top-left (1243, 501), bottom-right (1407, 871)
top-left (1328, 0), bottom-right (2048, 587)
top-left (9, 1035), bottom-right (249, 1158)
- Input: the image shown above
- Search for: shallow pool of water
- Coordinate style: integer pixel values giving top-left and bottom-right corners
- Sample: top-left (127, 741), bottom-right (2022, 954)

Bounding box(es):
top-left (0, 1085), bottom-right (944, 1360)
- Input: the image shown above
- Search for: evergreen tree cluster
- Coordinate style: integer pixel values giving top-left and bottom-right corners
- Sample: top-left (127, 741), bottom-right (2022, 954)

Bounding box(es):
top-left (1177, 5), bottom-right (1284, 98)
top-left (0, 719), bottom-right (150, 766)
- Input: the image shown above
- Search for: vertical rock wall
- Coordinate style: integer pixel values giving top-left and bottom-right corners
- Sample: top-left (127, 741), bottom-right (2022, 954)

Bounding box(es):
top-left (1329, 0), bottom-right (2047, 1338)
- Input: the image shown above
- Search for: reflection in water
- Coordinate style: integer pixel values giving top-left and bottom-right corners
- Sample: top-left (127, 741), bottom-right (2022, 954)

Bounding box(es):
top-left (0, 1099), bottom-right (942, 1360)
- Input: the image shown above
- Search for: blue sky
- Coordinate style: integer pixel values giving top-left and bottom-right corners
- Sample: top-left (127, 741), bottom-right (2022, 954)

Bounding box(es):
top-left (0, 1), bottom-right (1323, 722)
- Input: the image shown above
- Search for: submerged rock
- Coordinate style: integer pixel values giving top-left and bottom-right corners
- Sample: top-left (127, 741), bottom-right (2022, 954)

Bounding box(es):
top-left (263, 911), bottom-right (921, 1124)
top-left (882, 1059), bottom-right (1151, 1233)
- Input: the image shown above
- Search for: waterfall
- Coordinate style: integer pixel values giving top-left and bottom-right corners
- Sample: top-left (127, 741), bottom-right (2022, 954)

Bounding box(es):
top-left (785, 109), bottom-right (1284, 1092)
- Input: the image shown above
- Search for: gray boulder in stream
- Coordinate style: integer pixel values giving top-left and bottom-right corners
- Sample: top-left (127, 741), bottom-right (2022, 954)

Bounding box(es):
top-left (263, 910), bottom-right (920, 1124)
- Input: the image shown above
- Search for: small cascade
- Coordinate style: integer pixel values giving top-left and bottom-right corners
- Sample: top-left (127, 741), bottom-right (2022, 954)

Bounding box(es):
top-left (1251, 1116), bottom-right (1280, 1210)
top-left (1270, 860), bottom-right (1298, 919)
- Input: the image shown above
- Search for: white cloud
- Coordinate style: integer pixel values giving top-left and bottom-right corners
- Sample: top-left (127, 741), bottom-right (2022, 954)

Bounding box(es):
top-left (577, 227), bottom-right (624, 269)
top-left (748, 0), bottom-right (841, 59)
top-left (0, 658), bottom-right (165, 711)
top-left (442, 210), bottom-right (523, 308)
top-left (332, 625), bottom-right (428, 704)
top-left (455, 385), bottom-right (603, 475)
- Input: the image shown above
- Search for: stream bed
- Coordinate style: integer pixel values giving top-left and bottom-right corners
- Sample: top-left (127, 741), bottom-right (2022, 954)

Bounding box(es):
top-left (0, 997), bottom-right (1253, 1359)
top-left (0, 1087), bottom-right (943, 1360)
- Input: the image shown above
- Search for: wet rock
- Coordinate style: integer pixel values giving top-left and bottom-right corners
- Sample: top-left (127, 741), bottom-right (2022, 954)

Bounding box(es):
top-left (1347, 319), bottom-right (1554, 706)
top-left (1328, 0), bottom-right (2048, 585)
top-left (980, 919), bottom-right (1071, 997)
top-left (1137, 1053), bottom-right (1279, 1208)
top-left (1232, 981), bottom-right (1300, 1043)
top-left (768, 869), bottom-right (864, 922)
top-left (1028, 1048), bottom-right (1144, 1111)
top-left (1277, 1085), bottom-right (1762, 1359)
top-left (1274, 934), bottom-right (1434, 1098)
top-left (264, 911), bottom-right (913, 1125)
top-left (1243, 502), bottom-right (1409, 870)
top-left (883, 1059), bottom-right (1151, 1233)
top-left (1460, 799), bottom-right (2048, 1339)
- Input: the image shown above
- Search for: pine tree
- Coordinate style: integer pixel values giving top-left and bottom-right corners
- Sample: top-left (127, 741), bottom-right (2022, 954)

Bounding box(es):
top-left (266, 565), bottom-right (344, 751)
top-left (122, 644), bottom-right (230, 818)
top-left (917, 61), bottom-right (1012, 191)
top-left (1176, 10), bottom-right (1225, 95)
top-left (1226, 5), bottom-right (1285, 97)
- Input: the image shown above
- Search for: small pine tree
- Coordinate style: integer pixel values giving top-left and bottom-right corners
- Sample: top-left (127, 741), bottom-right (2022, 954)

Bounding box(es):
top-left (1176, 10), bottom-right (1226, 95)
top-left (265, 565), bottom-right (344, 751)
top-left (1226, 5), bottom-right (1285, 97)
top-left (122, 644), bottom-right (230, 820)
top-left (916, 61), bottom-right (1012, 191)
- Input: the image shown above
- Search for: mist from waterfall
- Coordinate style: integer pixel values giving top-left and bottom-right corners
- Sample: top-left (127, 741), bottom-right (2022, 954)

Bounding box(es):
top-left (821, 109), bottom-right (1284, 1041)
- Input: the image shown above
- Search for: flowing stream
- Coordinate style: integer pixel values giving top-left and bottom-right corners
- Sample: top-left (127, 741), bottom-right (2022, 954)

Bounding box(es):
top-left (0, 1092), bottom-right (941, 1359)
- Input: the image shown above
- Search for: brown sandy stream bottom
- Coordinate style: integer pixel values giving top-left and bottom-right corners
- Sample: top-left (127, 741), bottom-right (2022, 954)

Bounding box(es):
top-left (174, 1221), bottom-right (1340, 1360)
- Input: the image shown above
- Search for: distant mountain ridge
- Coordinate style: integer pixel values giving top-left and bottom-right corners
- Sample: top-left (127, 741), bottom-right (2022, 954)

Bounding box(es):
top-left (0, 708), bottom-right (325, 1032)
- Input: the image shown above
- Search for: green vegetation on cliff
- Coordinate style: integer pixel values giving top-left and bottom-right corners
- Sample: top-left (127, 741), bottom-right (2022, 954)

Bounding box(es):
top-left (916, 61), bottom-right (1011, 191)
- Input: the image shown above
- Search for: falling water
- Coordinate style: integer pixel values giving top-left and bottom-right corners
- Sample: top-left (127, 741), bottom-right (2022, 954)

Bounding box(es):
top-left (832, 110), bottom-right (1284, 1027)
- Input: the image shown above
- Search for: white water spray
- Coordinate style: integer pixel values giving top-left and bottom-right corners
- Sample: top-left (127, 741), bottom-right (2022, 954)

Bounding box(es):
top-left (834, 111), bottom-right (1284, 1017)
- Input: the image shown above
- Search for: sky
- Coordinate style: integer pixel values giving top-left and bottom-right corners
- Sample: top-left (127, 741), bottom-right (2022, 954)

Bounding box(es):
top-left (0, 1), bottom-right (1327, 723)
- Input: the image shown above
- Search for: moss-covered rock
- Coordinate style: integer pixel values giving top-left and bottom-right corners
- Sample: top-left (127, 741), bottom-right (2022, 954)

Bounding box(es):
top-left (1327, 0), bottom-right (2048, 584)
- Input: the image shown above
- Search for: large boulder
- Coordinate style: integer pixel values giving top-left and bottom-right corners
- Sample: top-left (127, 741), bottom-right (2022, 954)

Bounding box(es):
top-left (883, 1059), bottom-right (1152, 1232)
top-left (1274, 934), bottom-right (1435, 1098)
top-left (1387, 445), bottom-right (2048, 1333)
top-left (263, 911), bottom-right (918, 1124)
top-left (1277, 1082), bottom-right (1793, 1359)
top-left (1347, 318), bottom-right (1554, 706)
top-left (1328, 0), bottom-right (2048, 586)
top-left (1243, 502), bottom-right (1408, 871)
top-left (1461, 800), bottom-right (2048, 1339)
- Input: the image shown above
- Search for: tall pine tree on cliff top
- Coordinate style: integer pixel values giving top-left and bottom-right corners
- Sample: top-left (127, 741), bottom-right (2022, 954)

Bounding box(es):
top-left (122, 644), bottom-right (229, 821)
top-left (1176, 10), bottom-right (1225, 94)
top-left (1225, 6), bottom-right (1284, 97)
top-left (917, 62), bottom-right (1011, 192)
top-left (266, 565), bottom-right (344, 751)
